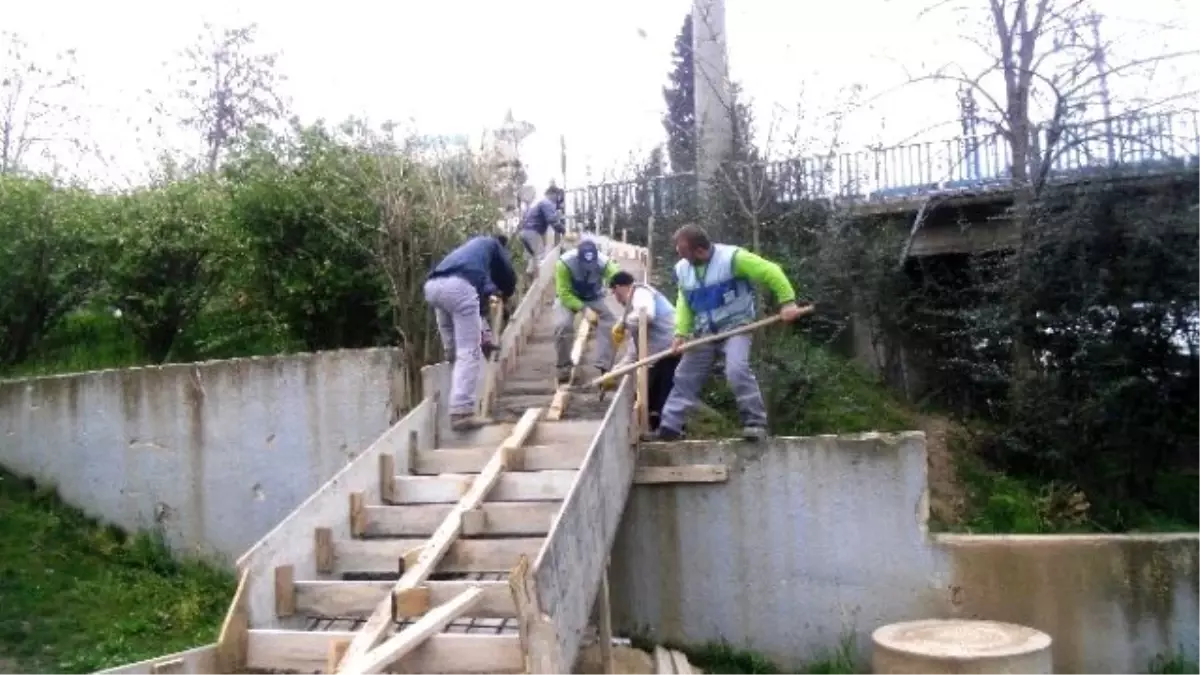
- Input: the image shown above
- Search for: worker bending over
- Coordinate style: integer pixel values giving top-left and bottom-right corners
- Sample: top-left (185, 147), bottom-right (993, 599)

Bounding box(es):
top-left (654, 224), bottom-right (806, 442)
top-left (424, 234), bottom-right (517, 431)
top-left (608, 271), bottom-right (679, 432)
top-left (518, 185), bottom-right (565, 279)
top-left (554, 239), bottom-right (620, 383)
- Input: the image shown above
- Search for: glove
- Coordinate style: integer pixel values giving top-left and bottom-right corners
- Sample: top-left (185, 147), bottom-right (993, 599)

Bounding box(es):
top-left (611, 323), bottom-right (626, 348)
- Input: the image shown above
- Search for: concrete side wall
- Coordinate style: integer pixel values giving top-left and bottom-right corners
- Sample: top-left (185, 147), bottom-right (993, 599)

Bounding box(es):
top-left (0, 348), bottom-right (403, 564)
top-left (609, 434), bottom-right (1199, 674)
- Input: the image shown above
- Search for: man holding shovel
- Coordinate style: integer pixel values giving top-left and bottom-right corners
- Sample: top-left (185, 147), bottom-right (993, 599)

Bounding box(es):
top-left (651, 224), bottom-right (806, 442)
top-left (554, 239), bottom-right (620, 383)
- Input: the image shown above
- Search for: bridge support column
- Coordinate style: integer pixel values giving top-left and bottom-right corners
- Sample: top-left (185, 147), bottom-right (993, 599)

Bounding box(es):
top-left (692, 0), bottom-right (734, 231)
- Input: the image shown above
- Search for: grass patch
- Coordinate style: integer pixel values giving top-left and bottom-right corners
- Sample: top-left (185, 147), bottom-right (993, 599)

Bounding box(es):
top-left (1147, 651), bottom-right (1200, 674)
top-left (688, 333), bottom-right (917, 439)
top-left (0, 468), bottom-right (235, 673)
top-left (629, 634), bottom-right (862, 674)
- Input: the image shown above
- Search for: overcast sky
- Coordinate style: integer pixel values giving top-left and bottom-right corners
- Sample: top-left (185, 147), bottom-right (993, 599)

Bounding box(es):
top-left (5, 0), bottom-right (1197, 191)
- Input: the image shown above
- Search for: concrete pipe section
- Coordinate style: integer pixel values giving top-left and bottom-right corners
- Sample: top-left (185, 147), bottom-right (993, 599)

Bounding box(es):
top-left (871, 618), bottom-right (1053, 674)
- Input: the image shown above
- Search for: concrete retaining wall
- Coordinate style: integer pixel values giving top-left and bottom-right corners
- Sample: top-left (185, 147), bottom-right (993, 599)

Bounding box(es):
top-left (0, 348), bottom-right (404, 564)
top-left (609, 434), bottom-right (1199, 674)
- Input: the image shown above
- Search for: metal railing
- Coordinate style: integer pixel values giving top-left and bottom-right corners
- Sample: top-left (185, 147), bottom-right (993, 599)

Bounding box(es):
top-left (566, 109), bottom-right (1200, 222)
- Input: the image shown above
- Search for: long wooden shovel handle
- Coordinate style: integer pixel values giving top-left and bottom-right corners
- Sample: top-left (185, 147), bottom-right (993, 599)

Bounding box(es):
top-left (585, 304), bottom-right (815, 389)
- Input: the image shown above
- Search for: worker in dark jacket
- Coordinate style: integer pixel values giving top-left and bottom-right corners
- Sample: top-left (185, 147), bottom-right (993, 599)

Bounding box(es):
top-left (424, 234), bottom-right (517, 431)
top-left (518, 186), bottom-right (565, 278)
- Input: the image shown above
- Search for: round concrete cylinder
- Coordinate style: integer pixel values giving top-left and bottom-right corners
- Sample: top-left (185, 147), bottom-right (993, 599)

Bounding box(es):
top-left (871, 619), bottom-right (1053, 674)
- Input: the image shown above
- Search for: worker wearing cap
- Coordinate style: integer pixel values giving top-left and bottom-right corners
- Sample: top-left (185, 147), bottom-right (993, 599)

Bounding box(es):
top-left (607, 271), bottom-right (679, 432)
top-left (518, 185), bottom-right (566, 278)
top-left (653, 223), bottom-right (806, 442)
top-left (553, 239), bottom-right (619, 383)
top-left (425, 234), bottom-right (517, 431)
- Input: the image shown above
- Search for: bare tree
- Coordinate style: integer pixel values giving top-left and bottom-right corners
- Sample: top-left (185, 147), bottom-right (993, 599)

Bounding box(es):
top-left (893, 0), bottom-right (1197, 383)
top-left (172, 22), bottom-right (287, 173)
top-left (0, 31), bottom-right (86, 175)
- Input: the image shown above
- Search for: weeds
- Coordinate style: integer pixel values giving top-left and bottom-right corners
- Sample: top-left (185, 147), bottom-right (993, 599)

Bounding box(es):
top-left (0, 468), bottom-right (235, 673)
top-left (628, 633), bottom-right (862, 674)
top-left (1147, 651), bottom-right (1200, 674)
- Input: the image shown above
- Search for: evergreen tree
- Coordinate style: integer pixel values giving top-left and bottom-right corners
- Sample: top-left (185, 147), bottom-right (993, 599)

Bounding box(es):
top-left (662, 14), bottom-right (695, 175)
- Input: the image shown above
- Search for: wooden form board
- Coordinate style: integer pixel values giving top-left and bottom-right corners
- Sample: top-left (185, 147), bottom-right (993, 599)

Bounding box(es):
top-left (96, 644), bottom-right (218, 675)
top-left (293, 579), bottom-right (515, 618)
top-left (332, 536), bottom-right (544, 575)
top-left (246, 630), bottom-right (522, 674)
top-left (412, 443), bottom-right (588, 474)
top-left (530, 376), bottom-right (638, 673)
top-left (391, 469), bottom-right (577, 504)
top-left (336, 408), bottom-right (542, 673)
top-left (363, 501), bottom-right (561, 537)
top-left (232, 397), bottom-right (436, 629)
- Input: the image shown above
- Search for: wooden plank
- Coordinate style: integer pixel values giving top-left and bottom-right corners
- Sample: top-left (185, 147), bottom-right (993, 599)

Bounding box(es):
top-left (412, 444), bottom-right (587, 473)
top-left (634, 465), bottom-right (729, 485)
top-left (316, 527), bottom-right (334, 573)
top-left (274, 565), bottom-right (295, 617)
top-left (392, 470), bottom-right (577, 504)
top-left (508, 555), bottom-right (562, 674)
top-left (363, 501), bottom-right (560, 537)
top-left (96, 644), bottom-right (218, 674)
top-left (334, 537), bottom-right (544, 574)
top-left (671, 649), bottom-right (696, 675)
top-left (234, 398), bottom-right (434, 629)
top-left (636, 309), bottom-right (650, 434)
top-left (327, 639), bottom-right (350, 674)
top-left (654, 646), bottom-right (675, 674)
top-left (478, 298), bottom-right (504, 419)
top-left (149, 658), bottom-right (185, 674)
top-left (293, 580), bottom-right (514, 618)
top-left (354, 588), bottom-right (484, 673)
top-left (531, 377), bottom-right (638, 673)
top-left (598, 566), bottom-right (614, 675)
top-left (335, 408), bottom-right (542, 672)
top-left (215, 568), bottom-right (250, 673)
top-left (349, 492), bottom-right (366, 537)
top-left (247, 630), bottom-right (522, 674)
top-left (379, 454), bottom-right (395, 502)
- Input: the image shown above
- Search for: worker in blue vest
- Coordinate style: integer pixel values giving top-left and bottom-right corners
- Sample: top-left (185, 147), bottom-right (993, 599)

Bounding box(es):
top-left (424, 234), bottom-right (517, 431)
top-left (553, 239), bottom-right (620, 383)
top-left (652, 224), bottom-right (806, 442)
top-left (608, 271), bottom-right (679, 432)
top-left (518, 185), bottom-right (565, 279)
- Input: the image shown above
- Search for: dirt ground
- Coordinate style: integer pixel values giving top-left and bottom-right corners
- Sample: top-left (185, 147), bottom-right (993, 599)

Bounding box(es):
top-left (919, 414), bottom-right (969, 529)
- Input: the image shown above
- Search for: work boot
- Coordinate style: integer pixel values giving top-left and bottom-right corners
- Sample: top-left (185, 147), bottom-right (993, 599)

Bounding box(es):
top-left (741, 426), bottom-right (767, 442)
top-left (556, 364), bottom-right (573, 384)
top-left (640, 426), bottom-right (683, 443)
top-left (450, 413), bottom-right (491, 432)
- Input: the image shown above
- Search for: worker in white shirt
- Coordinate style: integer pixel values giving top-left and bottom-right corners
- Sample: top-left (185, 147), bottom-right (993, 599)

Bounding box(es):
top-left (607, 271), bottom-right (679, 432)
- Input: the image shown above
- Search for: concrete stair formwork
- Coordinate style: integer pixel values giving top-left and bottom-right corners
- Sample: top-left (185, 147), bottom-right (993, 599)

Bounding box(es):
top-left (96, 235), bottom-right (705, 675)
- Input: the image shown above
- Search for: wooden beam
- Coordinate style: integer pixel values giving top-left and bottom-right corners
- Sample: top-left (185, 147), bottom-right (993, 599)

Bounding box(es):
top-left (334, 537), bottom-right (544, 575)
top-left (508, 555), bottom-right (562, 674)
top-left (149, 658), bottom-right (184, 674)
top-left (295, 576), bottom-right (516, 619)
top-left (335, 408), bottom-right (543, 672)
top-left (247, 630), bottom-right (521, 674)
top-left (215, 568), bottom-right (250, 674)
top-left (349, 492), bottom-right (366, 538)
top-left (274, 565), bottom-right (295, 617)
top-left (636, 309), bottom-right (650, 434)
top-left (391, 470), bottom-right (576, 504)
top-left (315, 527), bottom-right (334, 574)
top-left (412, 444), bottom-right (587, 474)
top-left (379, 454), bottom-right (396, 502)
top-left (363, 501), bottom-right (560, 537)
top-left (597, 564), bottom-right (614, 674)
top-left (326, 640), bottom-right (350, 674)
top-left (634, 465), bottom-right (729, 485)
top-left (354, 588), bottom-right (484, 674)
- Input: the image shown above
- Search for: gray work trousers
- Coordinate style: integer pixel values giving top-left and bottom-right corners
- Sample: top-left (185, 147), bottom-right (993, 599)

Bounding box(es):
top-left (518, 229), bottom-right (546, 275)
top-left (553, 298), bottom-right (616, 370)
top-left (424, 276), bottom-right (482, 416)
top-left (659, 333), bottom-right (768, 432)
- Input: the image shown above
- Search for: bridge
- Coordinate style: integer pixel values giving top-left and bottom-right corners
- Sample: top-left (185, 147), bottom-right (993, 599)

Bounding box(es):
top-left (564, 109), bottom-right (1200, 257)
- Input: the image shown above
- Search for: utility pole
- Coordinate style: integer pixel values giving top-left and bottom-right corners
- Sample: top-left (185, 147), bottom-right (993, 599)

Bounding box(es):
top-left (692, 0), bottom-right (734, 227)
top-left (1089, 12), bottom-right (1116, 165)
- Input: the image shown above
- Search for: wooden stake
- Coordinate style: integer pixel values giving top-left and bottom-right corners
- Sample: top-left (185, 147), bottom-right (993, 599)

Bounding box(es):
top-left (350, 492), bottom-right (366, 538)
top-left (274, 565), bottom-right (296, 617)
top-left (379, 453), bottom-right (396, 502)
top-left (315, 527), bottom-right (334, 574)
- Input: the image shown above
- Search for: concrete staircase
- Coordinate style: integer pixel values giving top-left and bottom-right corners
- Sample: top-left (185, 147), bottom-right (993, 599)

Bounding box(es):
top-left (99, 236), bottom-right (668, 675)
